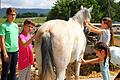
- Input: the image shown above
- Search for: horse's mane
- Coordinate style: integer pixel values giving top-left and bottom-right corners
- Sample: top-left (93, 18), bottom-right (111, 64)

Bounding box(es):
top-left (72, 8), bottom-right (89, 22)
top-left (67, 6), bottom-right (92, 30)
top-left (71, 6), bottom-right (92, 25)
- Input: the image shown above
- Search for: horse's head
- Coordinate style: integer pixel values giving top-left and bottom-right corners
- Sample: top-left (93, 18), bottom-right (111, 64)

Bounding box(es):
top-left (72, 6), bottom-right (93, 27)
top-left (80, 6), bottom-right (93, 20)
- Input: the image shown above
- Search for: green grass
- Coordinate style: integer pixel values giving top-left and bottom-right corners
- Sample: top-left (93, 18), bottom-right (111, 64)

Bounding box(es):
top-left (0, 17), bottom-right (46, 24)
top-left (0, 18), bottom-right (6, 23)
top-left (32, 17), bottom-right (47, 23)
top-left (114, 36), bottom-right (120, 39)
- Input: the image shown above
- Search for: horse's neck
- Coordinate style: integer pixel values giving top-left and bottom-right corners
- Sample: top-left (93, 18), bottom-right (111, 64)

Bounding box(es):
top-left (68, 18), bottom-right (84, 30)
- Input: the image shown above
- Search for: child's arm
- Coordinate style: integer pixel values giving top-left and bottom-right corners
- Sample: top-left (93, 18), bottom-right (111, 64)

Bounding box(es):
top-left (81, 58), bottom-right (102, 64)
top-left (88, 23), bottom-right (100, 30)
top-left (19, 34), bottom-right (36, 48)
top-left (85, 22), bottom-right (102, 34)
top-left (0, 36), bottom-right (9, 62)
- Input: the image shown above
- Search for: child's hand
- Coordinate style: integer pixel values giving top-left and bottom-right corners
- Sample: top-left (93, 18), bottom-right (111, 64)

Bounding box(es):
top-left (80, 58), bottom-right (86, 64)
top-left (32, 34), bottom-right (38, 40)
top-left (34, 28), bottom-right (38, 35)
top-left (84, 19), bottom-right (90, 26)
top-left (84, 21), bottom-right (89, 26)
top-left (85, 17), bottom-right (90, 23)
top-left (84, 17), bottom-right (90, 26)
top-left (32, 29), bottom-right (39, 40)
top-left (4, 54), bottom-right (9, 62)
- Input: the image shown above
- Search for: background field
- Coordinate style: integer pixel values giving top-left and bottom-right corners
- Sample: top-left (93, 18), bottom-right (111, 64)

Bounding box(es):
top-left (0, 17), bottom-right (46, 24)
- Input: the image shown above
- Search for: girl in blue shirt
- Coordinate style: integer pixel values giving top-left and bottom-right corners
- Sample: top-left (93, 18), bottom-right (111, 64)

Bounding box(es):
top-left (81, 42), bottom-right (120, 80)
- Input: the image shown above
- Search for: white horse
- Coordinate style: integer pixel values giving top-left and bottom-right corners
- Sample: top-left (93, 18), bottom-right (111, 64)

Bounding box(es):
top-left (34, 6), bottom-right (93, 80)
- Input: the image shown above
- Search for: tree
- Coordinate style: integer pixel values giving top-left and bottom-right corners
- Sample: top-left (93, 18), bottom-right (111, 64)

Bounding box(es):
top-left (47, 0), bottom-right (100, 22)
top-left (47, 0), bottom-right (73, 20)
top-left (96, 0), bottom-right (117, 20)
top-left (113, 2), bottom-right (120, 21)
top-left (47, 0), bottom-right (119, 22)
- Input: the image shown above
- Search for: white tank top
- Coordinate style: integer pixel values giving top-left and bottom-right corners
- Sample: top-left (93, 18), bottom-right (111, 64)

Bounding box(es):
top-left (99, 29), bottom-right (110, 46)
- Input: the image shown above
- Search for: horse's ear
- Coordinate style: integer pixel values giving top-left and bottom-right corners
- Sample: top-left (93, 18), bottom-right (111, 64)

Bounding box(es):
top-left (88, 5), bottom-right (93, 12)
top-left (81, 5), bottom-right (83, 9)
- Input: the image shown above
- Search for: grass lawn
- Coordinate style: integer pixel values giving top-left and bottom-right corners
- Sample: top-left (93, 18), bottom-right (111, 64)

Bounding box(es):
top-left (0, 17), bottom-right (46, 24)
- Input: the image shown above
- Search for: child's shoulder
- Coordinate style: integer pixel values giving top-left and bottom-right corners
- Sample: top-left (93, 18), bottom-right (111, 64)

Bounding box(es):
top-left (19, 33), bottom-right (25, 38)
top-left (13, 22), bottom-right (18, 26)
top-left (1, 22), bottom-right (18, 27)
top-left (19, 33), bottom-right (30, 39)
top-left (1, 22), bottom-right (8, 26)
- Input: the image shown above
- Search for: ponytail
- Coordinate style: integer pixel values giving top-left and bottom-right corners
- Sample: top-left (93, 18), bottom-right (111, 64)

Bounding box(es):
top-left (109, 27), bottom-right (114, 46)
top-left (107, 19), bottom-right (114, 46)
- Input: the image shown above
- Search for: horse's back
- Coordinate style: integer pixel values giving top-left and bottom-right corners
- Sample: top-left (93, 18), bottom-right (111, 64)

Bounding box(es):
top-left (41, 19), bottom-right (68, 28)
top-left (36, 19), bottom-right (75, 66)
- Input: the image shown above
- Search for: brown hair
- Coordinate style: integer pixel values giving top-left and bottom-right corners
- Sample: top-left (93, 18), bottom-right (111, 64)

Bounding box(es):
top-left (94, 42), bottom-right (110, 65)
top-left (20, 19), bottom-right (36, 33)
top-left (102, 17), bottom-right (114, 46)
top-left (6, 7), bottom-right (16, 15)
top-left (24, 19), bottom-right (36, 26)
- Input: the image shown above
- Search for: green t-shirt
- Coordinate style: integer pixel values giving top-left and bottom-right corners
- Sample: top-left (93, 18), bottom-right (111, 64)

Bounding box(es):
top-left (0, 22), bottom-right (19, 52)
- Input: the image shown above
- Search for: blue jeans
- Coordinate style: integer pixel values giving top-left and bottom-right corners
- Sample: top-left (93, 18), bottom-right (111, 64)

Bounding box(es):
top-left (1, 51), bottom-right (18, 80)
top-left (100, 57), bottom-right (110, 80)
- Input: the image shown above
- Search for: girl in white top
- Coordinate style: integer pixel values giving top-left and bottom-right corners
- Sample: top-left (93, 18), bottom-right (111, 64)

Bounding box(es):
top-left (85, 17), bottom-right (114, 46)
top-left (85, 17), bottom-right (114, 80)
top-left (81, 42), bottom-right (120, 80)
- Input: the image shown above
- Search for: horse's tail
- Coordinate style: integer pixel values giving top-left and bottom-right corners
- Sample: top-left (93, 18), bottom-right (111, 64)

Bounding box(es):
top-left (40, 31), bottom-right (55, 80)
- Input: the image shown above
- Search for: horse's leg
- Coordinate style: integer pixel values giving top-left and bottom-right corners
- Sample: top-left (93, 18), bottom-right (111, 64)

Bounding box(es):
top-left (66, 63), bottom-right (73, 80)
top-left (56, 67), bottom-right (66, 80)
top-left (75, 53), bottom-right (84, 80)
top-left (75, 61), bottom-right (81, 80)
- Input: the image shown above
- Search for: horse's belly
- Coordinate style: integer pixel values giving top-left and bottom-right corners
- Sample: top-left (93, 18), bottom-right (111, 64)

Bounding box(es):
top-left (70, 34), bottom-right (86, 63)
top-left (53, 37), bottom-right (74, 66)
top-left (70, 52), bottom-right (78, 63)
